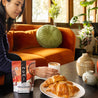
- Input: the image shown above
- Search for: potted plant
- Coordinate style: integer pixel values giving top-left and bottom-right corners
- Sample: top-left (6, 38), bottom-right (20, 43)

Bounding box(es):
top-left (70, 0), bottom-right (98, 26)
top-left (75, 25), bottom-right (94, 60)
top-left (78, 25), bottom-right (94, 49)
top-left (49, 0), bottom-right (61, 25)
top-left (70, 0), bottom-right (98, 39)
top-left (70, 0), bottom-right (98, 59)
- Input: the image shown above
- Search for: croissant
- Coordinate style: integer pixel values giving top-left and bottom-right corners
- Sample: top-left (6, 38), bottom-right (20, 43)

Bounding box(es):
top-left (42, 75), bottom-right (67, 87)
top-left (46, 81), bottom-right (80, 98)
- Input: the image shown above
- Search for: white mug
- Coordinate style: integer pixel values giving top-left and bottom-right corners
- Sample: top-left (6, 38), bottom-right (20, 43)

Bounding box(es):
top-left (48, 62), bottom-right (60, 73)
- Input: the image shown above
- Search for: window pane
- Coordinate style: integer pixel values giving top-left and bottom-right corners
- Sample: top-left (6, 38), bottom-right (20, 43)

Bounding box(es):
top-left (86, 4), bottom-right (95, 22)
top-left (32, 0), bottom-right (49, 22)
top-left (96, 1), bottom-right (98, 22)
top-left (54, 0), bottom-right (68, 23)
top-left (16, 16), bottom-right (22, 22)
top-left (73, 0), bottom-right (83, 23)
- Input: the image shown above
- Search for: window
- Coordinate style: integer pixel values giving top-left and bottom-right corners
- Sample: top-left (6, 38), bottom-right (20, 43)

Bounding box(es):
top-left (73, 0), bottom-right (83, 23)
top-left (97, 1), bottom-right (98, 22)
top-left (16, 16), bottom-right (22, 22)
top-left (54, 0), bottom-right (68, 23)
top-left (86, 3), bottom-right (95, 22)
top-left (32, 0), bottom-right (68, 23)
top-left (22, 0), bottom-right (98, 28)
top-left (32, 0), bottom-right (49, 22)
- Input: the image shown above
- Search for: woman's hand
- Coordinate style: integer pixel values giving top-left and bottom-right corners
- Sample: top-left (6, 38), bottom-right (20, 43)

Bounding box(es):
top-left (35, 67), bottom-right (59, 78)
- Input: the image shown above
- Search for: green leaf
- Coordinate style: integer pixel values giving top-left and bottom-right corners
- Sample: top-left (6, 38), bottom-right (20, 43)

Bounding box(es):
top-left (52, 0), bottom-right (57, 5)
top-left (78, 13), bottom-right (86, 17)
top-left (70, 13), bottom-right (86, 26)
top-left (49, 3), bottom-right (60, 20)
top-left (83, 21), bottom-right (91, 26)
top-left (80, 0), bottom-right (96, 7)
top-left (70, 16), bottom-right (78, 26)
top-left (52, 0), bottom-right (56, 5)
top-left (90, 7), bottom-right (98, 10)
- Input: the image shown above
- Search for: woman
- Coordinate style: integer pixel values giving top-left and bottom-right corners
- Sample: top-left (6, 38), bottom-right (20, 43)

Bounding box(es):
top-left (0, 0), bottom-right (59, 93)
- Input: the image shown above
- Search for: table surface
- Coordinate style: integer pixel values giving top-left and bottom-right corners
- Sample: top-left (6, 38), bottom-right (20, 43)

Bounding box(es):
top-left (1, 58), bottom-right (98, 98)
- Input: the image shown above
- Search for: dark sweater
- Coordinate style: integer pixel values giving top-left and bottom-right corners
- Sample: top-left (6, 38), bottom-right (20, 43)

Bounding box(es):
top-left (0, 21), bottom-right (11, 73)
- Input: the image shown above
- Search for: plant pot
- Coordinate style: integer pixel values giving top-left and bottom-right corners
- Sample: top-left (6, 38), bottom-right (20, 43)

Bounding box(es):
top-left (75, 48), bottom-right (86, 60)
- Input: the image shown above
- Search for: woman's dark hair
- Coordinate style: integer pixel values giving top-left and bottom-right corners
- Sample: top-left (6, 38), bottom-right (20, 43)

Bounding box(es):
top-left (0, 0), bottom-right (25, 32)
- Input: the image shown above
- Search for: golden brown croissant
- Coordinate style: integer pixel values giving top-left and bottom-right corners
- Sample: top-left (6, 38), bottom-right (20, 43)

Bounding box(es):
top-left (46, 81), bottom-right (80, 98)
top-left (42, 75), bottom-right (67, 87)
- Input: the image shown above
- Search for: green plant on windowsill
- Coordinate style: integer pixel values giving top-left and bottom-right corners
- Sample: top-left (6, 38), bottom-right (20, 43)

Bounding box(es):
top-left (49, 0), bottom-right (60, 25)
top-left (70, 0), bottom-right (98, 26)
top-left (70, 0), bottom-right (98, 49)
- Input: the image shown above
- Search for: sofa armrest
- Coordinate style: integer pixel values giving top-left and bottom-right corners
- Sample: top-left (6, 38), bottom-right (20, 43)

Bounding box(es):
top-left (58, 27), bottom-right (76, 55)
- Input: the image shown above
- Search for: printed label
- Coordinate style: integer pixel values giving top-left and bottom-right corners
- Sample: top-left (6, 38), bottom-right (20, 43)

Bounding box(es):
top-left (21, 61), bottom-right (26, 83)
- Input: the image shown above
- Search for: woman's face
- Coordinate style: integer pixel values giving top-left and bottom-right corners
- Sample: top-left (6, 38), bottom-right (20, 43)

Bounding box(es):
top-left (3, 0), bottom-right (24, 19)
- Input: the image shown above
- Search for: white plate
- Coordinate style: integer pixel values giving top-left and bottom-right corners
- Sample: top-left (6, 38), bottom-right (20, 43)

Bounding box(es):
top-left (40, 81), bottom-right (85, 98)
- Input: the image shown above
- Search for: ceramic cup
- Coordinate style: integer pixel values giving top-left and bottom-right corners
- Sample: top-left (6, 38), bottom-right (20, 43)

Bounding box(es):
top-left (48, 62), bottom-right (60, 73)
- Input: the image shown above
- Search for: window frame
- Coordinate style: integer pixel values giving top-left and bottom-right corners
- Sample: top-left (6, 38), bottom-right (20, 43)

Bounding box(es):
top-left (21, 0), bottom-right (98, 28)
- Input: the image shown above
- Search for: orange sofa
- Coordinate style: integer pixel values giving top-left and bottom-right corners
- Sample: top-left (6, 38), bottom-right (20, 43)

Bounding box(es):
top-left (0, 24), bottom-right (76, 85)
top-left (7, 24), bottom-right (76, 66)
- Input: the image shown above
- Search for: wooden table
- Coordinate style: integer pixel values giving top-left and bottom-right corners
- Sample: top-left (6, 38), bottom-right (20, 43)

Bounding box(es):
top-left (1, 58), bottom-right (98, 98)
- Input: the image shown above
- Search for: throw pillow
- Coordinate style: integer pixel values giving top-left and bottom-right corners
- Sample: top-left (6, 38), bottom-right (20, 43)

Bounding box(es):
top-left (36, 25), bottom-right (62, 48)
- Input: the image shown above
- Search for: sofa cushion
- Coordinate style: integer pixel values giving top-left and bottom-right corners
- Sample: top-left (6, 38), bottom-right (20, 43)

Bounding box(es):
top-left (9, 51), bottom-right (48, 67)
top-left (13, 30), bottom-right (40, 50)
top-left (36, 25), bottom-right (62, 48)
top-left (17, 47), bottom-right (74, 65)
